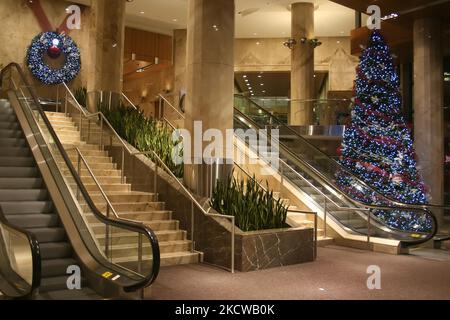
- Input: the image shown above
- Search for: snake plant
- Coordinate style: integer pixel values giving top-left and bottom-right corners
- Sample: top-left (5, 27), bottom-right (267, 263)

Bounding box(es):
top-left (99, 103), bottom-right (184, 178)
top-left (210, 173), bottom-right (288, 231)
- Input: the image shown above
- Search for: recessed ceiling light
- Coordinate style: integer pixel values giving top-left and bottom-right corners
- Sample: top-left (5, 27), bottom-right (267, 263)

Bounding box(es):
top-left (262, 90), bottom-right (266, 93)
top-left (243, 75), bottom-right (247, 78)
top-left (140, 11), bottom-right (145, 14)
top-left (258, 75), bottom-right (262, 78)
top-left (173, 18), bottom-right (178, 22)
top-left (256, 42), bottom-right (260, 45)
top-left (253, 32), bottom-right (257, 36)
top-left (260, 84), bottom-right (264, 86)
top-left (245, 79), bottom-right (249, 82)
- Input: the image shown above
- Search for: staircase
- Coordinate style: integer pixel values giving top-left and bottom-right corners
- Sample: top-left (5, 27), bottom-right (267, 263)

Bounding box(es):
top-left (44, 111), bottom-right (202, 267)
top-left (0, 99), bottom-right (101, 299)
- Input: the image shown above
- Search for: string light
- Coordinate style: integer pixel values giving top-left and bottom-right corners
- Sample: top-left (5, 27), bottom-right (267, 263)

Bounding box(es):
top-left (337, 30), bottom-right (431, 232)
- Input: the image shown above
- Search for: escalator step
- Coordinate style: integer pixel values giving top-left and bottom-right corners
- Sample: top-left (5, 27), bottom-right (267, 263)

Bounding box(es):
top-left (0, 189), bottom-right (48, 201)
top-left (0, 201), bottom-right (53, 214)
top-left (41, 258), bottom-right (78, 278)
top-left (28, 227), bottom-right (67, 243)
top-left (0, 167), bottom-right (38, 177)
top-left (5, 213), bottom-right (60, 228)
top-left (0, 177), bottom-right (43, 189)
top-left (0, 137), bottom-right (26, 147)
top-left (40, 276), bottom-right (88, 293)
top-left (40, 242), bottom-right (73, 260)
top-left (0, 157), bottom-right (34, 167)
top-left (35, 288), bottom-right (101, 300)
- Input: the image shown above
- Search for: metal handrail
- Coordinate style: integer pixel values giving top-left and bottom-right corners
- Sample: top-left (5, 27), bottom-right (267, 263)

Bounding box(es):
top-left (0, 206), bottom-right (41, 299)
top-left (1, 63), bottom-right (160, 292)
top-left (234, 95), bottom-right (450, 211)
top-left (157, 94), bottom-right (186, 119)
top-left (60, 86), bottom-right (236, 273)
top-left (234, 107), bottom-right (438, 245)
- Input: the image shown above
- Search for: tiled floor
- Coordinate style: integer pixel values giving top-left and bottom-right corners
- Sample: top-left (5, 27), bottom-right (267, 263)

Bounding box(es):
top-left (148, 245), bottom-right (450, 300)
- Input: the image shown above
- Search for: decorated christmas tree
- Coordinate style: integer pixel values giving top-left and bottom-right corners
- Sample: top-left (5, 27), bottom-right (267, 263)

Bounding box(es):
top-left (337, 30), bottom-right (431, 232)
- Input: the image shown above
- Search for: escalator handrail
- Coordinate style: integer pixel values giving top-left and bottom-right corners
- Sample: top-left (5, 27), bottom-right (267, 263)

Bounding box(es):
top-left (234, 109), bottom-right (438, 244)
top-left (1, 62), bottom-right (160, 291)
top-left (234, 94), bottom-right (450, 211)
top-left (0, 203), bottom-right (41, 298)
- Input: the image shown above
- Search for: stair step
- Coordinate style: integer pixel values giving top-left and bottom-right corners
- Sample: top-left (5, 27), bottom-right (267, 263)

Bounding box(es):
top-left (115, 251), bottom-right (201, 268)
top-left (96, 230), bottom-right (186, 245)
top-left (92, 201), bottom-right (165, 212)
top-left (0, 189), bottom-right (48, 201)
top-left (110, 240), bottom-right (191, 257)
top-left (91, 220), bottom-right (178, 233)
top-left (40, 242), bottom-right (73, 259)
top-left (5, 213), bottom-right (59, 228)
top-left (90, 191), bottom-right (157, 203)
top-left (28, 227), bottom-right (67, 243)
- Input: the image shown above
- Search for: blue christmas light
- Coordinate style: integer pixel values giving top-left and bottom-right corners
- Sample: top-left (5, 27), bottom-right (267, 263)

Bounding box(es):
top-left (27, 31), bottom-right (81, 85)
top-left (337, 30), bottom-right (431, 232)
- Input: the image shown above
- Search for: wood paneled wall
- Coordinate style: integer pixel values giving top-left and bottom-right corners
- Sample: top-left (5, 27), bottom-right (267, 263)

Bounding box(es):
top-left (124, 27), bottom-right (172, 63)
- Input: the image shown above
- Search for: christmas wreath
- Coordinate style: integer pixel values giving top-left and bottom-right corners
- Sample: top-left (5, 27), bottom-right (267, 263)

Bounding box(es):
top-left (27, 31), bottom-right (81, 85)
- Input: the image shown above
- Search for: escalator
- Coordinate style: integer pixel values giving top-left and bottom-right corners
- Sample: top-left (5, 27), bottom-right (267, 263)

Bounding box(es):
top-left (0, 63), bottom-right (159, 299)
top-left (233, 94), bottom-right (442, 247)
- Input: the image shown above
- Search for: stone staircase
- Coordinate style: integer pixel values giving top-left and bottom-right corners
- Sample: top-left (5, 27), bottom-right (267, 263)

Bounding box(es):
top-left (44, 111), bottom-right (202, 267)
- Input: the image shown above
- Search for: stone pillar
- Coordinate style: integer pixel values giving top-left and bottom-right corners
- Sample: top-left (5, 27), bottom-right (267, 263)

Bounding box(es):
top-left (413, 18), bottom-right (444, 223)
top-left (173, 29), bottom-right (188, 109)
top-left (184, 0), bottom-right (235, 195)
top-left (86, 0), bottom-right (126, 111)
top-left (290, 2), bottom-right (315, 125)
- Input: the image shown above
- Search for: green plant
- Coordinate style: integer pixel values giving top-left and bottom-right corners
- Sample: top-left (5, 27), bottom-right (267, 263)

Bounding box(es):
top-left (74, 87), bottom-right (87, 107)
top-left (99, 103), bottom-right (184, 178)
top-left (210, 173), bottom-right (288, 231)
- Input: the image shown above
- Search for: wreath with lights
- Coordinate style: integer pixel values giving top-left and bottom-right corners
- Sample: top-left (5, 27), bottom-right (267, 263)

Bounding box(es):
top-left (27, 31), bottom-right (81, 85)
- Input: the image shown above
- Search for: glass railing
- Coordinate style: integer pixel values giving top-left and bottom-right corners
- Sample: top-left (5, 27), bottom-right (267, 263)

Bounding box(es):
top-left (233, 95), bottom-right (443, 245)
top-left (1, 63), bottom-right (160, 293)
top-left (236, 95), bottom-right (352, 126)
top-left (0, 206), bottom-right (40, 298)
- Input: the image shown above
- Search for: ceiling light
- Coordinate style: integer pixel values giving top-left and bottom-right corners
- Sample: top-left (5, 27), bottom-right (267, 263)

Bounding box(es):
top-left (258, 75), bottom-right (262, 78)
top-left (256, 42), bottom-right (260, 45)
top-left (262, 90), bottom-right (266, 93)
top-left (245, 79), bottom-right (249, 82)
top-left (253, 32), bottom-right (257, 36)
top-left (243, 75), bottom-right (247, 78)
top-left (173, 18), bottom-right (178, 22)
top-left (140, 11), bottom-right (145, 14)
top-left (260, 84), bottom-right (264, 86)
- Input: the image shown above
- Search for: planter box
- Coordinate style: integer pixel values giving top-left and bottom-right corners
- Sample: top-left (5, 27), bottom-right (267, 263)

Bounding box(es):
top-left (234, 226), bottom-right (314, 272)
top-left (197, 214), bottom-right (314, 272)
top-left (106, 142), bottom-right (314, 272)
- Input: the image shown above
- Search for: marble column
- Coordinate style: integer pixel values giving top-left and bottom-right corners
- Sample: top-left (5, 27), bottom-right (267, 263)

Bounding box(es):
top-left (184, 0), bottom-right (235, 195)
top-left (86, 0), bottom-right (126, 111)
top-left (413, 18), bottom-right (444, 223)
top-left (290, 2), bottom-right (315, 125)
top-left (173, 29), bottom-right (188, 109)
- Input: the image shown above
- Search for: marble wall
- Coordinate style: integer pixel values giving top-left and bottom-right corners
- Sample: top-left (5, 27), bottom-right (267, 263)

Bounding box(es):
top-left (0, 0), bottom-right (90, 96)
top-left (234, 37), bottom-right (359, 91)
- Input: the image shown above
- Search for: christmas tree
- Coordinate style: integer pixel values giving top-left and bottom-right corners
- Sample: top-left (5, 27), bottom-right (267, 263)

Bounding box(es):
top-left (337, 30), bottom-right (431, 232)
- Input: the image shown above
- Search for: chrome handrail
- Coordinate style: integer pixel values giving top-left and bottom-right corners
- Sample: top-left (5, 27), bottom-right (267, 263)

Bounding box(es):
top-left (2, 63), bottom-right (160, 292)
top-left (157, 94), bottom-right (186, 119)
top-left (60, 86), bottom-right (235, 273)
top-left (234, 108), bottom-right (438, 245)
top-left (234, 96), bottom-right (450, 211)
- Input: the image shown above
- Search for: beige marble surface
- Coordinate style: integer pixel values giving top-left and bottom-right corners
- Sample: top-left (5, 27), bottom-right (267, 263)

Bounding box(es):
top-left (413, 18), bottom-right (445, 223)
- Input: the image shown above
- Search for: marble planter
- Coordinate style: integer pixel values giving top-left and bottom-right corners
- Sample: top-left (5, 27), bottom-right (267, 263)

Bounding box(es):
top-left (234, 226), bottom-right (314, 272)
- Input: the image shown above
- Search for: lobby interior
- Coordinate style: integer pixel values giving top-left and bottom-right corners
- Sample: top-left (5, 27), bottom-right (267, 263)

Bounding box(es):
top-left (0, 0), bottom-right (449, 300)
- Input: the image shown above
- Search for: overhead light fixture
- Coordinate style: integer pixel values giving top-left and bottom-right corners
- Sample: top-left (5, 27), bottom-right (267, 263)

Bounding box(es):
top-left (243, 75), bottom-right (247, 78)
top-left (140, 11), bottom-right (145, 14)
top-left (284, 37), bottom-right (322, 49)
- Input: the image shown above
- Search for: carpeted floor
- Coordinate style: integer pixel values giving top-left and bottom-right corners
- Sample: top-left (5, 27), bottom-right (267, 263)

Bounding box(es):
top-left (147, 245), bottom-right (450, 300)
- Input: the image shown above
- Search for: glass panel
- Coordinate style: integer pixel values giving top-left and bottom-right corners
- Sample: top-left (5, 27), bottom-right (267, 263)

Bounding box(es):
top-left (233, 96), bottom-right (437, 242)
